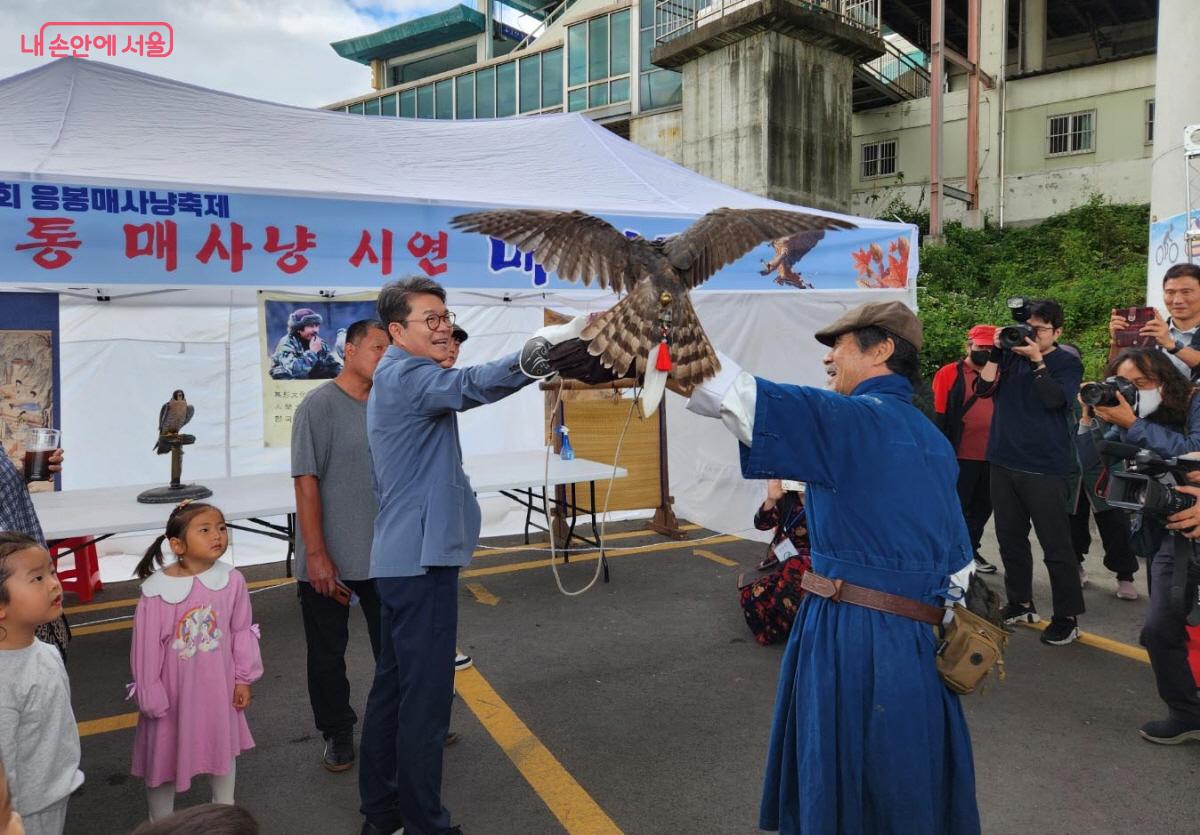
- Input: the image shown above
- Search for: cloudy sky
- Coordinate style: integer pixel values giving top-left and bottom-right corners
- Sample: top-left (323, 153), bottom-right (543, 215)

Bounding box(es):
top-left (0, 0), bottom-right (451, 108)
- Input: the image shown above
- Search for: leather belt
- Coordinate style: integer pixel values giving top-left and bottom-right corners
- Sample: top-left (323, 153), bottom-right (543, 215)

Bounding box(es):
top-left (800, 571), bottom-right (944, 625)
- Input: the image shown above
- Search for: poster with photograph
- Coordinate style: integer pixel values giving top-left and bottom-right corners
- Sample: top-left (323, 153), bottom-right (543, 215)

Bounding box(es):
top-left (258, 291), bottom-right (378, 447)
top-left (0, 292), bottom-right (60, 492)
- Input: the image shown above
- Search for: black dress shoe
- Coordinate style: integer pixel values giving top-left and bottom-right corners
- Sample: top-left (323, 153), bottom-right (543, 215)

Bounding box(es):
top-left (360, 819), bottom-right (404, 835)
top-left (322, 732), bottom-right (355, 772)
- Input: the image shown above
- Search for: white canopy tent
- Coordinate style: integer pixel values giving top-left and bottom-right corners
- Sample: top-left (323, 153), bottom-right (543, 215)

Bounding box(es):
top-left (0, 58), bottom-right (917, 571)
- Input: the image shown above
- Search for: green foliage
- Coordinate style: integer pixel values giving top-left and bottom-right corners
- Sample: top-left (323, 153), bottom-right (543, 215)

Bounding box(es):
top-left (916, 197), bottom-right (1150, 381)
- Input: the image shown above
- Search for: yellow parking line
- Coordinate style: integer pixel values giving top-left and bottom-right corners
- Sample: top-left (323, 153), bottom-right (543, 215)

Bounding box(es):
top-left (462, 536), bottom-right (740, 579)
top-left (1017, 621), bottom-right (1150, 664)
top-left (65, 577), bottom-right (294, 617)
top-left (694, 549), bottom-right (738, 567)
top-left (472, 524), bottom-right (700, 557)
top-left (455, 667), bottom-right (623, 834)
top-left (64, 531), bottom-right (701, 615)
top-left (78, 712), bottom-right (138, 737)
top-left (70, 537), bottom-right (736, 637)
top-left (466, 582), bottom-right (500, 605)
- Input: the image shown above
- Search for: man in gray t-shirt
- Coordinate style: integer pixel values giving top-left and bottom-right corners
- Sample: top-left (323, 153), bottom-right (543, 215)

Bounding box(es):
top-left (291, 319), bottom-right (388, 773)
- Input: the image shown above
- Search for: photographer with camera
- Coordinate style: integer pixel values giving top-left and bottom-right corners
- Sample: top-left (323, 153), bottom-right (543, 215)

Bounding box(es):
top-left (1110, 264), bottom-right (1200, 381)
top-left (976, 298), bottom-right (1085, 645)
top-left (1076, 347), bottom-right (1200, 742)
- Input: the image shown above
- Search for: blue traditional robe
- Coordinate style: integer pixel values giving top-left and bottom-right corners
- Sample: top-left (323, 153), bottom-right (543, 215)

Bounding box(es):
top-left (729, 373), bottom-right (980, 834)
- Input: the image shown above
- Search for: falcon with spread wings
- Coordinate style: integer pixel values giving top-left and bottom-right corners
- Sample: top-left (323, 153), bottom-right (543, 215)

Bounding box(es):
top-left (452, 207), bottom-right (856, 393)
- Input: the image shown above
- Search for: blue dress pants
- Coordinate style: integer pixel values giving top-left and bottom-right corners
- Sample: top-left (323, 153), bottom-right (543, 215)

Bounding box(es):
top-left (359, 567), bottom-right (459, 835)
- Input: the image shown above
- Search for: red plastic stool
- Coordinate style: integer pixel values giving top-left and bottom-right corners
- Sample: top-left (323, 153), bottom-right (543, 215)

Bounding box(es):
top-left (50, 537), bottom-right (103, 602)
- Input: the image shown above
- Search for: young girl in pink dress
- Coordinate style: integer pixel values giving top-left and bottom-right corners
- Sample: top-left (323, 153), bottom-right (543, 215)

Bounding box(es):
top-left (128, 501), bottom-right (263, 822)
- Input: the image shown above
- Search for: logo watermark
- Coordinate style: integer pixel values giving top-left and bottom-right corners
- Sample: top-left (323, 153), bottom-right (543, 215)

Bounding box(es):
top-left (20, 21), bottom-right (174, 59)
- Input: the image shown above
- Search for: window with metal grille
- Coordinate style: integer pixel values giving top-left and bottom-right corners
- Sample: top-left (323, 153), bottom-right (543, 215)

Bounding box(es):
top-left (1046, 110), bottom-right (1095, 156)
top-left (861, 139), bottom-right (897, 179)
top-left (1146, 99), bottom-right (1155, 145)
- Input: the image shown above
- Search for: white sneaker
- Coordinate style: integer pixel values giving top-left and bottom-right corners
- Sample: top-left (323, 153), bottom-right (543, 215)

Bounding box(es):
top-left (454, 653), bottom-right (473, 671)
top-left (1116, 580), bottom-right (1139, 601)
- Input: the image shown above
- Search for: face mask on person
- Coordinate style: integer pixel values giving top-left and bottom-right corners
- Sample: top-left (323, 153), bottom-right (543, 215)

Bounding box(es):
top-left (969, 350), bottom-right (990, 367)
top-left (1135, 387), bottom-right (1163, 417)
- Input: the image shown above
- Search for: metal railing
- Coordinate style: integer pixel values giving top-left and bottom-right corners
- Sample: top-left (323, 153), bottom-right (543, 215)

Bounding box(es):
top-left (655, 0), bottom-right (880, 46)
top-left (856, 38), bottom-right (930, 100)
top-left (512, 0), bottom-right (578, 52)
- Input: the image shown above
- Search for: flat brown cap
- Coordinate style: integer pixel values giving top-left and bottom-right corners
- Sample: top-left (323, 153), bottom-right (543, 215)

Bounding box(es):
top-left (813, 301), bottom-right (922, 350)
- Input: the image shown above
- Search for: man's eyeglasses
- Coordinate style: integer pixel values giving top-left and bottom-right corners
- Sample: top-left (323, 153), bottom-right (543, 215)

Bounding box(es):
top-left (1029, 325), bottom-right (1056, 334)
top-left (403, 312), bottom-right (456, 331)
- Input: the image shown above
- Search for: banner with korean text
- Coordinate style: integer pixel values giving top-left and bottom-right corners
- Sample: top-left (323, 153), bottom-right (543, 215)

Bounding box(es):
top-left (0, 179), bottom-right (915, 292)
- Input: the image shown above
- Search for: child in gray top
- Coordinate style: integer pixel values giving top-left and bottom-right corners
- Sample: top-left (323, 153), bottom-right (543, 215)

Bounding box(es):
top-left (0, 532), bottom-right (83, 835)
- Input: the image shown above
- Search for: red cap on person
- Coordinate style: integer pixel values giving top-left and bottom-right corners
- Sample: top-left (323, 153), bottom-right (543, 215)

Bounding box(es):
top-left (968, 324), bottom-right (996, 347)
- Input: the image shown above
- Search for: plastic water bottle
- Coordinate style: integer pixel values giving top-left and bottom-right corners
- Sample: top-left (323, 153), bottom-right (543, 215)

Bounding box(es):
top-left (559, 425), bottom-right (575, 460)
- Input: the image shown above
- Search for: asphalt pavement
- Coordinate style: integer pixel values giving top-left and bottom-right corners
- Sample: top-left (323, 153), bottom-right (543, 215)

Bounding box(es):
top-left (60, 519), bottom-right (1200, 834)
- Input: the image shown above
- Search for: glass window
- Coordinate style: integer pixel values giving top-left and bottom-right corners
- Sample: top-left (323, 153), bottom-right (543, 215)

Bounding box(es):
top-left (541, 47), bottom-right (563, 109)
top-left (417, 84), bottom-right (434, 118)
top-left (610, 76), bottom-right (630, 104)
top-left (496, 61), bottom-right (517, 117)
top-left (476, 66), bottom-right (496, 118)
top-left (435, 79), bottom-right (454, 119)
top-left (611, 10), bottom-right (630, 76)
top-left (588, 16), bottom-right (609, 81)
top-left (397, 44), bottom-right (477, 85)
top-left (639, 25), bottom-right (653, 70)
top-left (520, 53), bottom-right (541, 113)
top-left (399, 88), bottom-right (416, 118)
top-left (568, 87), bottom-right (588, 112)
top-left (379, 93), bottom-right (398, 117)
top-left (363, 97), bottom-right (381, 116)
top-left (639, 69), bottom-right (682, 111)
top-left (1047, 111), bottom-right (1095, 156)
top-left (589, 82), bottom-right (608, 109)
top-left (349, 101), bottom-right (365, 115)
top-left (456, 74), bottom-right (475, 119)
top-left (568, 24), bottom-right (587, 87)
top-left (860, 139), bottom-right (897, 178)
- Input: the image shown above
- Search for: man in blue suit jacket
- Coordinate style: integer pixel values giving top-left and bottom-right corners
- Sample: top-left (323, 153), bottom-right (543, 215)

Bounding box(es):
top-left (359, 276), bottom-right (535, 835)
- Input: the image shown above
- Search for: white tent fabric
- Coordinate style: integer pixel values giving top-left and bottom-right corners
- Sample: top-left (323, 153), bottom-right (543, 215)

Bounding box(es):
top-left (1, 58), bottom-right (905, 224)
top-left (1, 59), bottom-right (917, 573)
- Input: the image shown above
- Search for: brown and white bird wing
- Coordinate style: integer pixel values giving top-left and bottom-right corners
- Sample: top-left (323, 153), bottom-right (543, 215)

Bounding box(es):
top-left (182, 404), bottom-right (194, 429)
top-left (663, 208), bottom-right (856, 288)
top-left (451, 209), bottom-right (642, 293)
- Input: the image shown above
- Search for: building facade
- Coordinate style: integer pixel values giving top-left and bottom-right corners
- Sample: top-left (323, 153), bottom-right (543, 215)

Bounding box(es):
top-left (327, 1), bottom-right (1160, 227)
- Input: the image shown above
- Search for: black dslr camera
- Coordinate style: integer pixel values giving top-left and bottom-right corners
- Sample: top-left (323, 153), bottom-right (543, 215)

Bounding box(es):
top-left (1080, 376), bottom-right (1139, 409)
top-left (995, 297), bottom-right (1035, 351)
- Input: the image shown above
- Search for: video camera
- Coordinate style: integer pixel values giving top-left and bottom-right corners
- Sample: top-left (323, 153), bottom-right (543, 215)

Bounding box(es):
top-left (1098, 441), bottom-right (1200, 517)
top-left (1080, 376), bottom-right (1139, 409)
top-left (995, 297), bottom-right (1035, 351)
top-left (1097, 440), bottom-right (1200, 624)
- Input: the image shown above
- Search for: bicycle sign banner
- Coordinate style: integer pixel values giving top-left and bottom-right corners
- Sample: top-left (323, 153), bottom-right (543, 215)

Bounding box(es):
top-left (1147, 211), bottom-right (1198, 309)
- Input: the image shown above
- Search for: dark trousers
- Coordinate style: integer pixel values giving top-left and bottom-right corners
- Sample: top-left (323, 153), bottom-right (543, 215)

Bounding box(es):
top-left (1142, 548), bottom-right (1200, 725)
top-left (990, 463), bottom-right (1085, 618)
top-left (956, 459), bottom-right (992, 560)
top-left (359, 568), bottom-right (459, 835)
top-left (298, 579), bottom-right (382, 739)
top-left (1068, 496), bottom-right (1138, 581)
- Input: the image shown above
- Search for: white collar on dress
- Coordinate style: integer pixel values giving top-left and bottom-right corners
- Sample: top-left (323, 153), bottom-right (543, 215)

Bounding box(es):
top-left (141, 560), bottom-right (232, 603)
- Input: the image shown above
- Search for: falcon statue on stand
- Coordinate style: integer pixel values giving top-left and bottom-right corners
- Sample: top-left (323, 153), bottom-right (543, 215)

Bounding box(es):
top-left (154, 389), bottom-right (194, 454)
top-left (451, 207), bottom-right (856, 413)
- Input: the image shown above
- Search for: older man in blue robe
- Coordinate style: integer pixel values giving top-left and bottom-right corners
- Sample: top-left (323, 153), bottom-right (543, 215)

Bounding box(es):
top-left (687, 301), bottom-right (980, 834)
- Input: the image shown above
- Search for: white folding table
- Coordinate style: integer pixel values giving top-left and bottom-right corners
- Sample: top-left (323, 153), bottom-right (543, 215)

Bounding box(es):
top-left (32, 453), bottom-right (626, 578)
